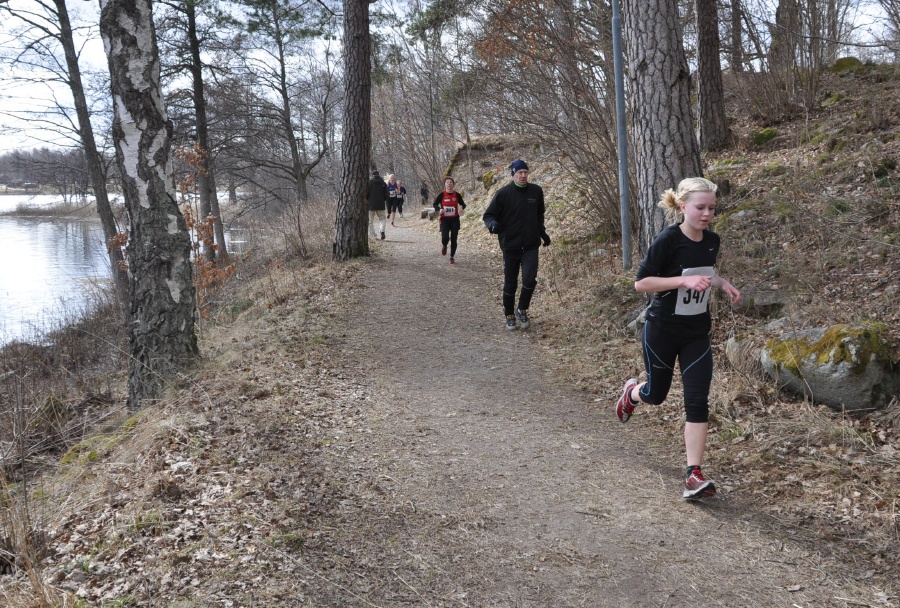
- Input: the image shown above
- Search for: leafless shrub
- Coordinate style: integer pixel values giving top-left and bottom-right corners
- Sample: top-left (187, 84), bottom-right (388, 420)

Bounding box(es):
top-left (232, 197), bottom-right (337, 265)
top-left (726, 70), bottom-right (815, 123)
top-left (287, 198), bottom-right (338, 263)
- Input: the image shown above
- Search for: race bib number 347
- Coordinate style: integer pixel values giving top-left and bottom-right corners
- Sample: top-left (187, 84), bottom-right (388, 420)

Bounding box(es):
top-left (674, 266), bottom-right (715, 316)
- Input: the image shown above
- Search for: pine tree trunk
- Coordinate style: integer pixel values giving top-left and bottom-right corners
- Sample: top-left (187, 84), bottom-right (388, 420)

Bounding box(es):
top-left (333, 0), bottom-right (372, 260)
top-left (54, 0), bottom-right (131, 318)
top-left (624, 0), bottom-right (702, 253)
top-left (770, 0), bottom-right (800, 70)
top-left (186, 0), bottom-right (226, 265)
top-left (730, 0), bottom-right (743, 71)
top-left (208, 170), bottom-right (230, 265)
top-left (99, 0), bottom-right (198, 409)
top-left (696, 0), bottom-right (730, 151)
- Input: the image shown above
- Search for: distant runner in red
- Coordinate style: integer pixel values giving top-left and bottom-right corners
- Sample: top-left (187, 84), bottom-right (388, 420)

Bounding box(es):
top-left (433, 176), bottom-right (466, 264)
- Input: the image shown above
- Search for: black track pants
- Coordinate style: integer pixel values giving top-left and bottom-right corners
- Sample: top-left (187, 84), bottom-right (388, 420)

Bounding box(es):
top-left (501, 246), bottom-right (539, 316)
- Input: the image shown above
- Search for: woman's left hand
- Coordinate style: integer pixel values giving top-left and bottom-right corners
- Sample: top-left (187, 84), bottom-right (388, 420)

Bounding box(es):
top-left (720, 281), bottom-right (741, 305)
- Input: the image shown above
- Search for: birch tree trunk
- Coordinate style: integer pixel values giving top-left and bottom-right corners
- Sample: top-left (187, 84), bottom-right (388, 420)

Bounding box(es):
top-left (624, 0), bottom-right (702, 253)
top-left (333, 0), bottom-right (372, 260)
top-left (99, 0), bottom-right (198, 409)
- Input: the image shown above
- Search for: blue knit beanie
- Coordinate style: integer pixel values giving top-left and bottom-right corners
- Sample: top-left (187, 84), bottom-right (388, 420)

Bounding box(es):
top-left (510, 159), bottom-right (529, 175)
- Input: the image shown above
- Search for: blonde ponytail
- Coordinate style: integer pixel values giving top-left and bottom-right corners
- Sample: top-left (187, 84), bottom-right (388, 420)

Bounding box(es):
top-left (658, 177), bottom-right (717, 224)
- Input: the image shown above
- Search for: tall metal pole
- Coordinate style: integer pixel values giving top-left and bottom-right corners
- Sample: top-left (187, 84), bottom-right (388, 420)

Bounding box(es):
top-left (612, 0), bottom-right (632, 270)
top-left (428, 47), bottom-right (436, 184)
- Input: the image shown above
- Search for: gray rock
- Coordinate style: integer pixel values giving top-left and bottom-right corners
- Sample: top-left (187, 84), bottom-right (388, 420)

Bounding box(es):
top-left (726, 335), bottom-right (764, 378)
top-left (760, 324), bottom-right (899, 412)
top-left (765, 317), bottom-right (792, 331)
top-left (734, 288), bottom-right (784, 318)
top-left (624, 306), bottom-right (648, 335)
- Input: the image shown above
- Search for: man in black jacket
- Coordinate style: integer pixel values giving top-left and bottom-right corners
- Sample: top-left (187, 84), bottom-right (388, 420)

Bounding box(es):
top-left (482, 159), bottom-right (551, 330)
top-left (367, 169), bottom-right (389, 240)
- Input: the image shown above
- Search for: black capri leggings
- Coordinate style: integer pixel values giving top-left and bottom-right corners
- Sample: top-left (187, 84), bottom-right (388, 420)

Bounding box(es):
top-left (637, 318), bottom-right (713, 423)
top-left (440, 217), bottom-right (461, 257)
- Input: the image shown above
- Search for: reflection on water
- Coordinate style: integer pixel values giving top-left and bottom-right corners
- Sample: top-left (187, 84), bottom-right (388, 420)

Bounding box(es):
top-left (0, 216), bottom-right (110, 345)
top-left (0, 212), bottom-right (249, 346)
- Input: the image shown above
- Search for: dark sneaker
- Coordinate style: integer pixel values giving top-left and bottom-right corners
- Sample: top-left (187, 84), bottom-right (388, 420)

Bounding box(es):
top-left (505, 315), bottom-right (517, 331)
top-left (380, 231), bottom-right (385, 240)
top-left (683, 467), bottom-right (717, 500)
top-left (441, 245), bottom-right (447, 256)
top-left (449, 257), bottom-right (455, 264)
top-left (515, 308), bottom-right (530, 329)
top-left (615, 378), bottom-right (638, 422)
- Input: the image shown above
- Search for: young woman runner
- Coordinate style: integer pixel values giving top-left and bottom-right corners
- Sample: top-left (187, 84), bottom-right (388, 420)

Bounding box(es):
top-left (615, 177), bottom-right (741, 500)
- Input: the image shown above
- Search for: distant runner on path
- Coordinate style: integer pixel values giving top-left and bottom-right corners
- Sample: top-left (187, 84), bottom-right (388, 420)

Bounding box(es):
top-left (482, 159), bottom-right (551, 331)
top-left (367, 169), bottom-right (389, 240)
top-left (433, 176), bottom-right (466, 265)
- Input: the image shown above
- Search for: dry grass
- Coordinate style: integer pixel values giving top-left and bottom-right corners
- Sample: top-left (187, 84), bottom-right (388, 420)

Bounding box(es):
top-left (0, 195), bottom-right (345, 606)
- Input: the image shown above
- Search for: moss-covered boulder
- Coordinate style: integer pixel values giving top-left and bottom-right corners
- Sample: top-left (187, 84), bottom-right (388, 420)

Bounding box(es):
top-left (752, 128), bottom-right (777, 146)
top-left (760, 323), bottom-right (899, 412)
top-left (830, 57), bottom-right (864, 73)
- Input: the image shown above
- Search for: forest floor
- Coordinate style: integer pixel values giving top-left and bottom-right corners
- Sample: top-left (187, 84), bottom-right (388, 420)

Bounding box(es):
top-left (9, 216), bottom-right (895, 608)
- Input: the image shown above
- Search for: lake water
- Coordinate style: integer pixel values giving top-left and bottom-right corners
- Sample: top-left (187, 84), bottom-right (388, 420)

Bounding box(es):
top-left (0, 194), bottom-right (245, 346)
top-left (0, 211), bottom-right (110, 345)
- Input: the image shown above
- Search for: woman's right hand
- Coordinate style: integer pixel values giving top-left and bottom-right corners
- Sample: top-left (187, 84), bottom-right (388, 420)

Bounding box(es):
top-left (683, 275), bottom-right (711, 292)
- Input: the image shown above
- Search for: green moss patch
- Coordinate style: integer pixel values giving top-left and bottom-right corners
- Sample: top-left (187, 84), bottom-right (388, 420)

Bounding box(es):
top-left (60, 415), bottom-right (139, 466)
top-left (821, 93), bottom-right (843, 108)
top-left (762, 162), bottom-right (788, 177)
top-left (481, 170), bottom-right (495, 190)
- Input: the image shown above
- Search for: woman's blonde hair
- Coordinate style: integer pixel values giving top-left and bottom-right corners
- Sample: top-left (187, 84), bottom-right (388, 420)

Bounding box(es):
top-left (658, 177), bottom-right (717, 223)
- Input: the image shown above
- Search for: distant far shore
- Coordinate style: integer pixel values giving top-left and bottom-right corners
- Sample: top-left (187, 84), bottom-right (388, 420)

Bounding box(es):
top-left (0, 192), bottom-right (103, 219)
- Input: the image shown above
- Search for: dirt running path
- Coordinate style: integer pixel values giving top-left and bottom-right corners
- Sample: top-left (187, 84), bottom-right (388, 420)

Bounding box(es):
top-left (325, 218), bottom-right (870, 607)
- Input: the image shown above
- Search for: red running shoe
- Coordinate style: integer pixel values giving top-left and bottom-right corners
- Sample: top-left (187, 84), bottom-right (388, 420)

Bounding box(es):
top-left (683, 466), bottom-right (717, 500)
top-left (441, 245), bottom-right (447, 256)
top-left (615, 378), bottom-right (638, 422)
